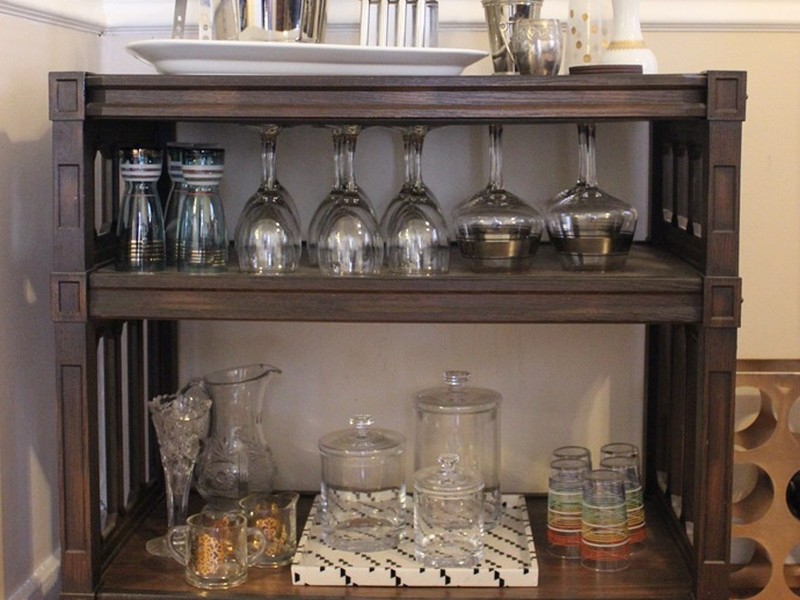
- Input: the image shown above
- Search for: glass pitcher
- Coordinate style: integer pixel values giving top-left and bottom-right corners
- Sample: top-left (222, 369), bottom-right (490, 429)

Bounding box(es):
top-left (195, 364), bottom-right (281, 508)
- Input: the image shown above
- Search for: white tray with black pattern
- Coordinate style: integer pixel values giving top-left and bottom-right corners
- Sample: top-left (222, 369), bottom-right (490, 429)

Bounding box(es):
top-left (291, 494), bottom-right (538, 587)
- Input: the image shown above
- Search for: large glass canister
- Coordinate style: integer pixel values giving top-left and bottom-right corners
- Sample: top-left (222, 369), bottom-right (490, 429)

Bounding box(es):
top-left (414, 453), bottom-right (484, 568)
top-left (318, 415), bottom-right (406, 552)
top-left (414, 370), bottom-right (502, 528)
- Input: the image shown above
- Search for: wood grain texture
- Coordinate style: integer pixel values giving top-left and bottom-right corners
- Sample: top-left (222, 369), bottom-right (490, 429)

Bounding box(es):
top-left (49, 71), bottom-right (745, 600)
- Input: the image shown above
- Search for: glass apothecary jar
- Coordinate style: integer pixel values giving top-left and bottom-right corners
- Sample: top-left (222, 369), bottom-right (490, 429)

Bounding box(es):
top-left (318, 415), bottom-right (406, 552)
top-left (414, 453), bottom-right (484, 568)
top-left (414, 371), bottom-right (502, 528)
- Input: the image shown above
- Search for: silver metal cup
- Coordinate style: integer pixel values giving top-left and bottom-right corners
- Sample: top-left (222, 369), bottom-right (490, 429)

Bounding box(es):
top-left (512, 18), bottom-right (563, 76)
top-left (240, 0), bottom-right (327, 42)
top-left (482, 0), bottom-right (543, 74)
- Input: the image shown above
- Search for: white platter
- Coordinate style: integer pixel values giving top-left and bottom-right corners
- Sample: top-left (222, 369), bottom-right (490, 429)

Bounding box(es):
top-left (126, 39), bottom-right (488, 76)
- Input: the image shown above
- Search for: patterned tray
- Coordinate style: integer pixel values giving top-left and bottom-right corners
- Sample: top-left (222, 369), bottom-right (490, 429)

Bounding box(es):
top-left (291, 494), bottom-right (538, 587)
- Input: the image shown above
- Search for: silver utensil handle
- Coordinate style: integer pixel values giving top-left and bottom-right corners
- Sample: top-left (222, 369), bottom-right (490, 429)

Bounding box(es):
top-left (172, 0), bottom-right (188, 38)
top-left (198, 0), bottom-right (213, 40)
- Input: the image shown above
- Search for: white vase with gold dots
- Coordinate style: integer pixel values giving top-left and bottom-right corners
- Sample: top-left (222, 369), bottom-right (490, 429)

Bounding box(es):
top-left (565, 0), bottom-right (612, 70)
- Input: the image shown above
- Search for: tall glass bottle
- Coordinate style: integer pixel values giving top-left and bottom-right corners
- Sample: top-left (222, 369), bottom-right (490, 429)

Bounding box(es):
top-left (545, 123), bottom-right (637, 271)
top-left (115, 147), bottom-right (166, 272)
top-left (177, 147), bottom-right (228, 272)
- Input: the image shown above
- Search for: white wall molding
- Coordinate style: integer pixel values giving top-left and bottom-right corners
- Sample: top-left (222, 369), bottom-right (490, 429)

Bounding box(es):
top-left (7, 551), bottom-right (60, 600)
top-left (1, 0), bottom-right (798, 34)
top-left (101, 0), bottom-right (800, 34)
top-left (0, 0), bottom-right (104, 33)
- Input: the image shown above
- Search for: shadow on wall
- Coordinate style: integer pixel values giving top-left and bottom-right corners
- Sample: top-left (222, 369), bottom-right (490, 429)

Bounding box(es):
top-left (0, 125), bottom-right (61, 599)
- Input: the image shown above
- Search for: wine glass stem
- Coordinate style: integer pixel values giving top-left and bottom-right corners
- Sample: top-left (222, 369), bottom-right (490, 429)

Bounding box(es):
top-left (402, 130), bottom-right (414, 188)
top-left (342, 125), bottom-right (361, 193)
top-left (260, 125), bottom-right (279, 189)
top-left (578, 123), bottom-right (599, 188)
top-left (404, 126), bottom-right (426, 190)
top-left (332, 127), bottom-right (344, 190)
top-left (411, 128), bottom-right (425, 190)
top-left (488, 124), bottom-right (504, 191)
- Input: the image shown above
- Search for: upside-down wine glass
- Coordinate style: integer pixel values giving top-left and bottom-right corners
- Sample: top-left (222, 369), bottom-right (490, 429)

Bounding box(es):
top-left (307, 126), bottom-right (345, 267)
top-left (234, 124), bottom-right (302, 274)
top-left (453, 124), bottom-right (543, 271)
top-left (316, 125), bottom-right (383, 275)
top-left (545, 123), bottom-right (637, 271)
top-left (381, 125), bottom-right (449, 275)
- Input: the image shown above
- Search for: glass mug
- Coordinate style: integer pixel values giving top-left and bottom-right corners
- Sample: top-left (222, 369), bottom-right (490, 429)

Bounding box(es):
top-left (239, 491), bottom-right (299, 567)
top-left (168, 511), bottom-right (266, 589)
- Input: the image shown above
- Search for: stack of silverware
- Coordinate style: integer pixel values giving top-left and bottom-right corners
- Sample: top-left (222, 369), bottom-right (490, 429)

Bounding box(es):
top-left (359, 0), bottom-right (438, 47)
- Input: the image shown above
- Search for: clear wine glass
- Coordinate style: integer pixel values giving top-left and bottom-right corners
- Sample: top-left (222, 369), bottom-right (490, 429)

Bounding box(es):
top-left (316, 125), bottom-right (383, 275)
top-left (307, 126), bottom-right (345, 267)
top-left (234, 125), bottom-right (302, 274)
top-left (453, 124), bottom-right (543, 271)
top-left (381, 125), bottom-right (450, 275)
top-left (545, 123), bottom-right (638, 271)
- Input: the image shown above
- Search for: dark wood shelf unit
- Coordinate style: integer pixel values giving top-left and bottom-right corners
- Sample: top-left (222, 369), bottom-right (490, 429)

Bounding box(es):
top-left (50, 71), bottom-right (746, 600)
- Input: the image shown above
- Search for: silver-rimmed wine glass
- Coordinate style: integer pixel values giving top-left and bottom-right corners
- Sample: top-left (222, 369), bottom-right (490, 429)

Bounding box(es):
top-left (545, 123), bottom-right (637, 271)
top-left (453, 124), bottom-right (543, 271)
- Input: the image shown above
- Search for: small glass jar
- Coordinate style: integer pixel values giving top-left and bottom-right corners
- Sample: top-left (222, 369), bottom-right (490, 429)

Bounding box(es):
top-left (414, 453), bottom-right (484, 568)
top-left (318, 415), bottom-right (406, 552)
top-left (116, 148), bottom-right (166, 272)
top-left (414, 371), bottom-right (502, 529)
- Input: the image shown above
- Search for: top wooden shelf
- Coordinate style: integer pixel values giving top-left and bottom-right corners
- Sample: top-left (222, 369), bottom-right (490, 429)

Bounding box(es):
top-left (49, 71), bottom-right (747, 125)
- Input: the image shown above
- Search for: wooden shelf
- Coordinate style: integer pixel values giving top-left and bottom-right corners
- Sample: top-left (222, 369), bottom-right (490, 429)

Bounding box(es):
top-left (63, 72), bottom-right (716, 124)
top-left (97, 495), bottom-right (693, 600)
top-left (88, 245), bottom-right (702, 323)
top-left (50, 70), bottom-right (746, 600)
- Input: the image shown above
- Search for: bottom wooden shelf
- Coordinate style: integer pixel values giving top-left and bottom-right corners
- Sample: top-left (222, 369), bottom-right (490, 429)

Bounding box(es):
top-left (97, 495), bottom-right (693, 599)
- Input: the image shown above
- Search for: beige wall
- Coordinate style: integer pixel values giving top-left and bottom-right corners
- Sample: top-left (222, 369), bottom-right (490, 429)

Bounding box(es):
top-left (646, 30), bottom-right (800, 358)
top-left (0, 3), bottom-right (796, 598)
top-left (0, 12), bottom-right (101, 600)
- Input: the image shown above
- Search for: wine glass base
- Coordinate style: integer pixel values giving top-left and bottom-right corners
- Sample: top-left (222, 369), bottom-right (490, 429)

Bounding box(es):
top-left (145, 535), bottom-right (171, 558)
top-left (556, 252), bottom-right (630, 272)
top-left (146, 530), bottom-right (187, 558)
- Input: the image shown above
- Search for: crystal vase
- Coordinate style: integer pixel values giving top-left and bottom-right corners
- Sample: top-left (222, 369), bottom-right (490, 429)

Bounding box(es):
top-left (145, 385), bottom-right (212, 557)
